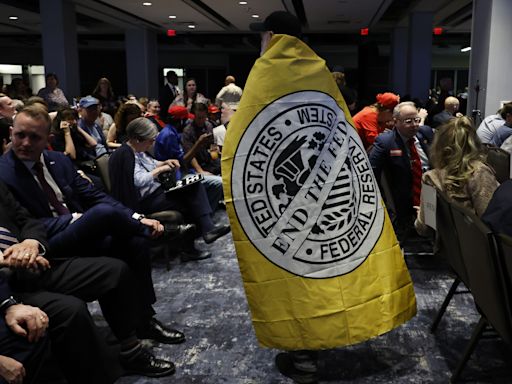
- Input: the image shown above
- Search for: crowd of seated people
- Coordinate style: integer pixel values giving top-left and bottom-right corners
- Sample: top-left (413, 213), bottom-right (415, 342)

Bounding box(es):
top-left (0, 73), bottom-right (235, 382)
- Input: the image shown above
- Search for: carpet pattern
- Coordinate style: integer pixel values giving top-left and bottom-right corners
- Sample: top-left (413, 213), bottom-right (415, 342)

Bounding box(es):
top-left (109, 211), bottom-right (512, 383)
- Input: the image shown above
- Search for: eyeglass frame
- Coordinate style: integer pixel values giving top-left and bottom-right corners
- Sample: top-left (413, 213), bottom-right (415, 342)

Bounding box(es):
top-left (397, 116), bottom-right (421, 124)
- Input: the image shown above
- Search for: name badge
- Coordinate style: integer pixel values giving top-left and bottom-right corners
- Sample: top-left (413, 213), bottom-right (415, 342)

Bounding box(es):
top-left (390, 149), bottom-right (403, 157)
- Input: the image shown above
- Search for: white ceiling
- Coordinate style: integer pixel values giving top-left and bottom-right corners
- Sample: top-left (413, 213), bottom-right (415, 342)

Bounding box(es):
top-left (0, 0), bottom-right (473, 35)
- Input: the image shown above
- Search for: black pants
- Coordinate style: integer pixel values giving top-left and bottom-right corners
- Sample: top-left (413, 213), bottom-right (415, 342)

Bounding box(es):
top-left (47, 204), bottom-right (156, 322)
top-left (0, 319), bottom-right (48, 384)
top-left (13, 257), bottom-right (141, 384)
top-left (139, 183), bottom-right (212, 219)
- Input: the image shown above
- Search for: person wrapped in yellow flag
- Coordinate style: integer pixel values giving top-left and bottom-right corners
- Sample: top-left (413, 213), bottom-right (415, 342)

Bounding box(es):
top-left (221, 11), bottom-right (417, 383)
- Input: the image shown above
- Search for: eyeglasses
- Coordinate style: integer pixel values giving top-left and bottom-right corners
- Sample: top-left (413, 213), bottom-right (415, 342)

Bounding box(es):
top-left (400, 117), bottom-right (421, 124)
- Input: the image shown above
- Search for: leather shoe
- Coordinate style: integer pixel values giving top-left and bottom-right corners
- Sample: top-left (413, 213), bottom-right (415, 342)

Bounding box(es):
top-left (180, 249), bottom-right (212, 262)
top-left (137, 318), bottom-right (185, 344)
top-left (203, 224), bottom-right (231, 244)
top-left (164, 223), bottom-right (196, 240)
top-left (121, 346), bottom-right (175, 378)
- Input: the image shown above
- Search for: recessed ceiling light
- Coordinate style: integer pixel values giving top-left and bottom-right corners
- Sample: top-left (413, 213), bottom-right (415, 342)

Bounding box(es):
top-left (239, 1), bottom-right (248, 4)
top-left (188, 25), bottom-right (196, 29)
top-left (9, 16), bottom-right (18, 20)
top-left (461, 46), bottom-right (471, 52)
top-left (142, 2), bottom-right (152, 5)
top-left (252, 14), bottom-right (259, 18)
top-left (168, 15), bottom-right (177, 19)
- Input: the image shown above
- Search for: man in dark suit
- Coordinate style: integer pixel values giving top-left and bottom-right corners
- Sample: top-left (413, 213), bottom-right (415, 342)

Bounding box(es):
top-left (159, 70), bottom-right (180, 122)
top-left (0, 274), bottom-right (48, 384)
top-left (0, 105), bottom-right (185, 346)
top-left (0, 181), bottom-right (175, 381)
top-left (369, 101), bottom-right (434, 240)
top-left (482, 180), bottom-right (512, 236)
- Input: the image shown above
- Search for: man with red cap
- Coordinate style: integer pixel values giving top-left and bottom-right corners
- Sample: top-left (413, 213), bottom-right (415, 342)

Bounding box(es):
top-left (352, 92), bottom-right (400, 151)
top-left (154, 105), bottom-right (224, 212)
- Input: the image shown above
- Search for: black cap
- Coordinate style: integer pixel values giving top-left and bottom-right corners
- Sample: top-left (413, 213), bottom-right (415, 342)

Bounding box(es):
top-left (250, 11), bottom-right (302, 37)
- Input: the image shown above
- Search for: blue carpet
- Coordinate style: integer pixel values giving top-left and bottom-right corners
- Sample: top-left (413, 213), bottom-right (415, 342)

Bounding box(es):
top-left (108, 211), bottom-right (512, 383)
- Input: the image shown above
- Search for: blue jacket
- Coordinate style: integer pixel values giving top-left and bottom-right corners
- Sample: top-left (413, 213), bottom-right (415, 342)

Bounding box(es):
top-left (369, 126), bottom-right (434, 222)
top-left (0, 150), bottom-right (133, 237)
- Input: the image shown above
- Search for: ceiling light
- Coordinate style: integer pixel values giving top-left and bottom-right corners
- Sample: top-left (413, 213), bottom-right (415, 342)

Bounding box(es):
top-left (461, 46), bottom-right (471, 52)
top-left (168, 15), bottom-right (176, 19)
top-left (9, 16), bottom-right (18, 20)
top-left (188, 25), bottom-right (196, 29)
top-left (252, 14), bottom-right (259, 18)
top-left (142, 2), bottom-right (152, 5)
top-left (239, 1), bottom-right (248, 4)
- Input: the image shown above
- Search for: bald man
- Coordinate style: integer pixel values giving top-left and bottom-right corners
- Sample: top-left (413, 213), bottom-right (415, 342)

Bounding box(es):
top-left (433, 96), bottom-right (461, 127)
top-left (215, 75), bottom-right (243, 109)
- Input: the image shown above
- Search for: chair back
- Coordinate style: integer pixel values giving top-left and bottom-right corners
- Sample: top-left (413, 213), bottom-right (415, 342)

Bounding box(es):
top-left (435, 191), bottom-right (469, 286)
top-left (451, 202), bottom-right (512, 344)
top-left (94, 153), bottom-right (111, 193)
top-left (486, 146), bottom-right (510, 183)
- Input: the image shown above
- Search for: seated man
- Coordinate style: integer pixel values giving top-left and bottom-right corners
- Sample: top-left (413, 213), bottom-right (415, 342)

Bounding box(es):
top-left (488, 103), bottom-right (512, 147)
top-left (369, 101), bottom-right (434, 240)
top-left (0, 105), bottom-right (184, 347)
top-left (432, 96), bottom-right (461, 128)
top-left (154, 105), bottom-right (224, 211)
top-left (109, 117), bottom-right (230, 246)
top-left (0, 276), bottom-right (48, 384)
top-left (182, 102), bottom-right (221, 175)
top-left (76, 95), bottom-right (109, 162)
top-left (0, 180), bottom-right (174, 382)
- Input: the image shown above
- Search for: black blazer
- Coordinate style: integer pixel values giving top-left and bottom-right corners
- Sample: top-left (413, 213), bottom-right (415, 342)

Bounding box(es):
top-left (482, 179), bottom-right (512, 236)
top-left (369, 125), bottom-right (434, 221)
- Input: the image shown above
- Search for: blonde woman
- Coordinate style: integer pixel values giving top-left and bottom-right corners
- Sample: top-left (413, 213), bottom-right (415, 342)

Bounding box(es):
top-left (415, 116), bottom-right (499, 234)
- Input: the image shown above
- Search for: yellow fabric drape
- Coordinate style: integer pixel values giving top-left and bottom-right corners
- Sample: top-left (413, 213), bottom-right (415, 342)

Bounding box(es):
top-left (221, 34), bottom-right (416, 350)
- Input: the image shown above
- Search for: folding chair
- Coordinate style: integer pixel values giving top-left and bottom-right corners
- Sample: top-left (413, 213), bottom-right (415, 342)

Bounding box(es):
top-left (449, 203), bottom-right (512, 382)
top-left (430, 191), bottom-right (470, 332)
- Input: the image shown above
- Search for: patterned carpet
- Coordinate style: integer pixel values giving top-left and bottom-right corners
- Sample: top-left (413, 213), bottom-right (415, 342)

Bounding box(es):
top-left (109, 211), bottom-right (512, 383)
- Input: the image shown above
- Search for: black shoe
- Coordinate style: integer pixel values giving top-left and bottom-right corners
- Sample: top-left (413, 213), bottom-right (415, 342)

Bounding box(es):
top-left (137, 318), bottom-right (185, 344)
top-left (203, 224), bottom-right (231, 244)
top-left (164, 223), bottom-right (196, 240)
top-left (121, 347), bottom-right (175, 378)
top-left (275, 353), bottom-right (318, 384)
top-left (179, 249), bottom-right (212, 262)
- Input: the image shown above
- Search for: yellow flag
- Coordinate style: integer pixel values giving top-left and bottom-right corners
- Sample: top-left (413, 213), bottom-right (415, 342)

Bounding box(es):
top-left (222, 34), bottom-right (416, 351)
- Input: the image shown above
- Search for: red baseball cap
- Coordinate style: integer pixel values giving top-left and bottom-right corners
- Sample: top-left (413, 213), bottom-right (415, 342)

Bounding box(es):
top-left (168, 105), bottom-right (194, 120)
top-left (208, 105), bottom-right (220, 114)
top-left (376, 92), bottom-right (400, 110)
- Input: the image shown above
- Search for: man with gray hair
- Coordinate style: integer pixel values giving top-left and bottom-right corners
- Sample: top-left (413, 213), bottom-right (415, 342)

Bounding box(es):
top-left (369, 101), bottom-right (434, 240)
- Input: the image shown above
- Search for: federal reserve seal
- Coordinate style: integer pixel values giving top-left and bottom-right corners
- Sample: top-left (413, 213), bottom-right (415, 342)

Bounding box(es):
top-left (231, 91), bottom-right (384, 278)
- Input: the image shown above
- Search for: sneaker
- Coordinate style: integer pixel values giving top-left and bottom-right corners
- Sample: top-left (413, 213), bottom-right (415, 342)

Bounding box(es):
top-left (275, 353), bottom-right (318, 384)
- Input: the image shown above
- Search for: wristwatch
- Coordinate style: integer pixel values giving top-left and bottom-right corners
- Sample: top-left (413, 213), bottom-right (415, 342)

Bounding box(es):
top-left (0, 296), bottom-right (18, 314)
top-left (132, 212), bottom-right (145, 222)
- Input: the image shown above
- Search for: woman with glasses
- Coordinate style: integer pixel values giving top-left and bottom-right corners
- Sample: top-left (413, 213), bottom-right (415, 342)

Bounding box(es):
top-left (415, 116), bottom-right (498, 234)
top-left (108, 117), bottom-right (230, 246)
